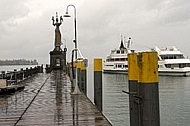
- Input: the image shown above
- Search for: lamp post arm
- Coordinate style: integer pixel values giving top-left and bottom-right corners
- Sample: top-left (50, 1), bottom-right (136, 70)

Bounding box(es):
top-left (66, 4), bottom-right (77, 45)
top-left (65, 4), bottom-right (77, 59)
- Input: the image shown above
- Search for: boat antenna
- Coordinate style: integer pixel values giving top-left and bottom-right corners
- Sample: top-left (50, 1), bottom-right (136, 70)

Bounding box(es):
top-left (124, 36), bottom-right (127, 48)
top-left (127, 37), bottom-right (131, 49)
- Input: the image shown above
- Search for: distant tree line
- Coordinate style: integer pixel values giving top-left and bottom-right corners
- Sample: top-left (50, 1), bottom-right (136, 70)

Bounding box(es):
top-left (0, 59), bottom-right (38, 65)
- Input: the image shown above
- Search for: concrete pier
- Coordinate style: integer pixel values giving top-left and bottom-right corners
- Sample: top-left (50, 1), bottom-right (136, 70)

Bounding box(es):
top-left (0, 71), bottom-right (112, 126)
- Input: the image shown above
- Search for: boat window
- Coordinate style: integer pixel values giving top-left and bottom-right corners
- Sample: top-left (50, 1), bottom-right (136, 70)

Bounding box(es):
top-left (186, 63), bottom-right (190, 67)
top-left (179, 64), bottom-right (185, 68)
top-left (118, 65), bottom-right (122, 68)
top-left (116, 50), bottom-right (120, 54)
top-left (180, 63), bottom-right (190, 67)
top-left (121, 50), bottom-right (124, 54)
top-left (161, 55), bottom-right (167, 59)
top-left (124, 65), bottom-right (128, 68)
top-left (169, 56), bottom-right (173, 59)
top-left (159, 65), bottom-right (165, 68)
top-left (165, 64), bottom-right (171, 68)
top-left (115, 58), bottom-right (120, 61)
top-left (178, 55), bottom-right (185, 59)
top-left (120, 58), bottom-right (126, 61)
top-left (105, 65), bottom-right (114, 66)
top-left (165, 63), bottom-right (190, 68)
top-left (106, 59), bottom-right (113, 62)
top-left (161, 55), bottom-right (185, 59)
top-left (171, 64), bottom-right (179, 68)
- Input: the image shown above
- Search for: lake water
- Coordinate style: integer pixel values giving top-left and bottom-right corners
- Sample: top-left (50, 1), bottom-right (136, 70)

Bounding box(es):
top-left (1, 65), bottom-right (190, 126)
top-left (87, 64), bottom-right (190, 126)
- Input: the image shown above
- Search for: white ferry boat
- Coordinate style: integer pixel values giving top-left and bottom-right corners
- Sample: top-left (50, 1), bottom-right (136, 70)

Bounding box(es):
top-left (154, 46), bottom-right (190, 76)
top-left (103, 38), bottom-right (190, 76)
top-left (103, 36), bottom-right (132, 74)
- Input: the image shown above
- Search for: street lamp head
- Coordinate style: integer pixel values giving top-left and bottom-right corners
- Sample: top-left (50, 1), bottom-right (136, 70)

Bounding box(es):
top-left (63, 12), bottom-right (71, 17)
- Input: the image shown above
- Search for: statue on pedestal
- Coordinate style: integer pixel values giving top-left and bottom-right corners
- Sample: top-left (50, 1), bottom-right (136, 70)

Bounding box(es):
top-left (52, 12), bottom-right (63, 47)
top-left (49, 12), bottom-right (67, 71)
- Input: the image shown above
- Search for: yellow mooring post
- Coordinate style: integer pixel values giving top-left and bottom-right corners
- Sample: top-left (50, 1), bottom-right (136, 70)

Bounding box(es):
top-left (137, 52), bottom-right (160, 126)
top-left (128, 53), bottom-right (140, 126)
top-left (81, 61), bottom-right (87, 95)
top-left (94, 58), bottom-right (102, 112)
top-left (77, 61), bottom-right (82, 92)
top-left (77, 61), bottom-right (87, 95)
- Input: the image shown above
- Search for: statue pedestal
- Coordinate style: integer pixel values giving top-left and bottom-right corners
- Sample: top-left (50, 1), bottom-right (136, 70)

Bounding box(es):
top-left (50, 46), bottom-right (66, 70)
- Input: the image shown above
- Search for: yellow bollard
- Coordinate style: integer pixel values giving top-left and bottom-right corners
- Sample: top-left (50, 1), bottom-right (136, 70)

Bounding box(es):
top-left (138, 52), bottom-right (158, 83)
top-left (94, 58), bottom-right (102, 112)
top-left (81, 61), bottom-right (87, 95)
top-left (128, 53), bottom-right (139, 126)
top-left (137, 52), bottom-right (160, 126)
top-left (94, 58), bottom-right (102, 72)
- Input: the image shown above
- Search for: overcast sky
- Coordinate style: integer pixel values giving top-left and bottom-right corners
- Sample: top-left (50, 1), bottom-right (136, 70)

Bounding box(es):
top-left (0, 0), bottom-right (190, 64)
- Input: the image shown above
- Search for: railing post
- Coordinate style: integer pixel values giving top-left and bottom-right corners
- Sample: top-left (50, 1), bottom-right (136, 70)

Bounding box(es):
top-left (14, 69), bottom-right (17, 84)
top-left (1, 71), bottom-right (6, 79)
top-left (94, 58), bottom-right (102, 112)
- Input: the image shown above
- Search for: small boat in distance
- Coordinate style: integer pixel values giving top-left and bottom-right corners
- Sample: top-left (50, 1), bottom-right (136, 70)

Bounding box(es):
top-left (103, 37), bottom-right (190, 76)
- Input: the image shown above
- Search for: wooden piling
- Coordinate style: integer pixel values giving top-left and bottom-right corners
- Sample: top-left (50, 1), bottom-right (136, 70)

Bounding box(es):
top-left (94, 58), bottom-right (102, 112)
top-left (128, 53), bottom-right (140, 126)
top-left (81, 62), bottom-right (87, 95)
top-left (77, 61), bottom-right (82, 91)
top-left (77, 61), bottom-right (87, 95)
top-left (137, 52), bottom-right (160, 126)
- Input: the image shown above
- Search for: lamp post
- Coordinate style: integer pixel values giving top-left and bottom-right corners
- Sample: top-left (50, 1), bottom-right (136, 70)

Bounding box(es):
top-left (63, 4), bottom-right (77, 60)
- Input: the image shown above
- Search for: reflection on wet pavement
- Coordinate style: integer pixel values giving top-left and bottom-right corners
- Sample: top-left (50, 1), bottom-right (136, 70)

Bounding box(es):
top-left (0, 70), bottom-right (112, 126)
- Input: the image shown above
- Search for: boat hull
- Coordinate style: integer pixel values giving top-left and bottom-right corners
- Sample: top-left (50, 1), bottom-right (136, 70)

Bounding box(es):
top-left (103, 69), bottom-right (128, 74)
top-left (158, 71), bottom-right (190, 77)
top-left (103, 69), bottom-right (190, 77)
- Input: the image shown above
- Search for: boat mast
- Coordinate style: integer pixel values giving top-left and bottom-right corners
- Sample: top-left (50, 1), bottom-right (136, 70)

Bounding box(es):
top-left (120, 35), bottom-right (125, 50)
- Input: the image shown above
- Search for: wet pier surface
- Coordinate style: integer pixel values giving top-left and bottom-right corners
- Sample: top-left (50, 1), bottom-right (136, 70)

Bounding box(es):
top-left (0, 71), bottom-right (112, 126)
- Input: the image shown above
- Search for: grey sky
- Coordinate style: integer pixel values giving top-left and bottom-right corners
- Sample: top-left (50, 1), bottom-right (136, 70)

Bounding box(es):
top-left (0, 0), bottom-right (190, 64)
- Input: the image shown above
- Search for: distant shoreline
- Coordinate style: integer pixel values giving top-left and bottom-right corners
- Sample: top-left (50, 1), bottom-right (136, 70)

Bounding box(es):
top-left (0, 64), bottom-right (38, 66)
top-left (0, 59), bottom-right (38, 66)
